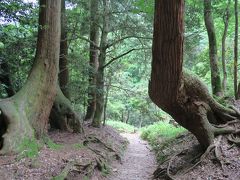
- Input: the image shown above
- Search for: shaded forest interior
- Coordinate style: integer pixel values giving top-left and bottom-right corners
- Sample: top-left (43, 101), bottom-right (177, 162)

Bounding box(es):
top-left (0, 0), bottom-right (240, 179)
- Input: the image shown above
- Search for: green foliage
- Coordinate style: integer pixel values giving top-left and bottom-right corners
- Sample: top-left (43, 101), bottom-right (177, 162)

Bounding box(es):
top-left (17, 137), bottom-right (41, 159)
top-left (106, 120), bottom-right (136, 133)
top-left (141, 121), bottom-right (186, 162)
top-left (141, 121), bottom-right (186, 145)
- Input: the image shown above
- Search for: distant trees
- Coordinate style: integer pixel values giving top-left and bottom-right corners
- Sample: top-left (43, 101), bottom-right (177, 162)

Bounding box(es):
top-left (204, 0), bottom-right (222, 96)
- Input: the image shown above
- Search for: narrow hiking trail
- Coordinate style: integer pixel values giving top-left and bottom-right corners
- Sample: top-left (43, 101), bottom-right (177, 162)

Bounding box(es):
top-left (108, 133), bottom-right (157, 180)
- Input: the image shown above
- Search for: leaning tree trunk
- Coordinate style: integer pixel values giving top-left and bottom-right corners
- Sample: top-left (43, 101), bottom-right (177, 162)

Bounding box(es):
top-left (221, 0), bottom-right (230, 92)
top-left (204, 0), bottom-right (222, 96)
top-left (59, 0), bottom-right (70, 99)
top-left (0, 0), bottom-right (61, 154)
top-left (85, 0), bottom-right (100, 121)
top-left (0, 59), bottom-right (15, 97)
top-left (234, 0), bottom-right (239, 99)
top-left (149, 0), bottom-right (240, 149)
top-left (92, 0), bottom-right (110, 127)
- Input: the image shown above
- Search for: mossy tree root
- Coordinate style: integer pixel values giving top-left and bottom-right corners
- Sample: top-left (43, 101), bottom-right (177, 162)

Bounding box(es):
top-left (49, 87), bottom-right (83, 133)
top-left (0, 98), bottom-right (34, 154)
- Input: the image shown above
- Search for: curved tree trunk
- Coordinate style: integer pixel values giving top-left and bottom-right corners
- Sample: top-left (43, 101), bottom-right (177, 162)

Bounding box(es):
top-left (59, 0), bottom-right (70, 99)
top-left (204, 0), bottom-right (222, 96)
top-left (85, 0), bottom-right (100, 121)
top-left (0, 0), bottom-right (61, 154)
top-left (149, 0), bottom-right (239, 149)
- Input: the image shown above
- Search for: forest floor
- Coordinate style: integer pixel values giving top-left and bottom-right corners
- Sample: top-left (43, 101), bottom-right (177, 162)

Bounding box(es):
top-left (0, 125), bottom-right (128, 180)
top-left (106, 133), bottom-right (157, 180)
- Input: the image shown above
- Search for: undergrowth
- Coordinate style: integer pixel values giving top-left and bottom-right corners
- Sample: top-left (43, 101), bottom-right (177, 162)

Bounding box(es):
top-left (141, 121), bottom-right (186, 162)
top-left (17, 138), bottom-right (41, 159)
top-left (106, 120), bottom-right (136, 133)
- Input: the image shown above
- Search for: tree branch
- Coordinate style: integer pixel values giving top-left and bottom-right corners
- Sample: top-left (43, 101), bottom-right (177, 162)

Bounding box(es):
top-left (106, 35), bottom-right (152, 49)
top-left (102, 48), bottom-right (149, 69)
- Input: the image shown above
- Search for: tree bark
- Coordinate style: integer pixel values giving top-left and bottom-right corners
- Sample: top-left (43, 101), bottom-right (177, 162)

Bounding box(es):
top-left (85, 0), bottom-right (100, 121)
top-left (204, 0), bottom-right (222, 96)
top-left (0, 59), bottom-right (15, 97)
top-left (0, 0), bottom-right (61, 154)
top-left (149, 0), bottom-right (239, 149)
top-left (221, 0), bottom-right (230, 92)
top-left (59, 0), bottom-right (70, 99)
top-left (234, 0), bottom-right (239, 99)
top-left (92, 0), bottom-right (110, 127)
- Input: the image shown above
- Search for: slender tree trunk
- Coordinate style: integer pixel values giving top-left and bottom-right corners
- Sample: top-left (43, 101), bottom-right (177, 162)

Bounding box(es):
top-left (92, 0), bottom-right (110, 127)
top-left (85, 0), bottom-right (100, 121)
top-left (221, 0), bottom-right (230, 92)
top-left (103, 75), bottom-right (111, 126)
top-left (149, 0), bottom-right (239, 149)
top-left (0, 59), bottom-right (15, 97)
top-left (234, 0), bottom-right (239, 99)
top-left (59, 0), bottom-right (70, 99)
top-left (204, 0), bottom-right (222, 96)
top-left (125, 110), bottom-right (130, 124)
top-left (0, 0), bottom-right (61, 154)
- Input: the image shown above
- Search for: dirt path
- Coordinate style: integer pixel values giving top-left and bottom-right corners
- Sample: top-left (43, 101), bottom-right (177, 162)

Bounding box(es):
top-left (107, 133), bottom-right (157, 180)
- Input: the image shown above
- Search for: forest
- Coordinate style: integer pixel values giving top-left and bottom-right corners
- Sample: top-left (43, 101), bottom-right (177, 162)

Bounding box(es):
top-left (0, 0), bottom-right (240, 179)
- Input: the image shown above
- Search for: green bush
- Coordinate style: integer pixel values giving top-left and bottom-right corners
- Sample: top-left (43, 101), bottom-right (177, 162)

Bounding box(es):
top-left (141, 121), bottom-right (186, 145)
top-left (141, 121), bottom-right (186, 162)
top-left (106, 120), bottom-right (136, 133)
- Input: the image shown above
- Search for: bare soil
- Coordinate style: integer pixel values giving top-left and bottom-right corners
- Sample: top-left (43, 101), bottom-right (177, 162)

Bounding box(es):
top-left (0, 125), bottom-right (127, 180)
top-left (107, 133), bottom-right (157, 180)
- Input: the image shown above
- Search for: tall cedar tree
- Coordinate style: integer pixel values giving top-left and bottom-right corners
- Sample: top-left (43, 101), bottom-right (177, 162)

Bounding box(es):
top-left (92, 0), bottom-right (110, 127)
top-left (85, 0), bottom-right (100, 121)
top-left (0, 0), bottom-right (61, 153)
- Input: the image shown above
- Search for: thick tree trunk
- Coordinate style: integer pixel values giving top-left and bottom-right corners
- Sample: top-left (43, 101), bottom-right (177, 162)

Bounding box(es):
top-left (92, 0), bottom-right (110, 127)
top-left (85, 0), bottom-right (100, 121)
top-left (221, 0), bottom-right (230, 92)
top-left (0, 59), bottom-right (15, 97)
top-left (149, 0), bottom-right (239, 149)
top-left (59, 0), bottom-right (70, 99)
top-left (234, 0), bottom-right (239, 99)
top-left (0, 0), bottom-right (61, 154)
top-left (204, 0), bottom-right (222, 96)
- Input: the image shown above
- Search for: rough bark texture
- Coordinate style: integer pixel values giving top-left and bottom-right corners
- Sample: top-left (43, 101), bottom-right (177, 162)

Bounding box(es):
top-left (85, 0), bottom-right (99, 121)
top-left (92, 0), bottom-right (110, 127)
top-left (221, 0), bottom-right (230, 92)
top-left (0, 0), bottom-right (61, 154)
top-left (149, 0), bottom-right (239, 149)
top-left (59, 0), bottom-right (70, 99)
top-left (0, 59), bottom-right (15, 97)
top-left (204, 0), bottom-right (222, 96)
top-left (234, 0), bottom-right (239, 99)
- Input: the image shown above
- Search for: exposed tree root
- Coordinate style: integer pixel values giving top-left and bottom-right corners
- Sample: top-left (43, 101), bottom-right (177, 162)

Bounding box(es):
top-left (83, 135), bottom-right (121, 161)
top-left (227, 134), bottom-right (240, 146)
